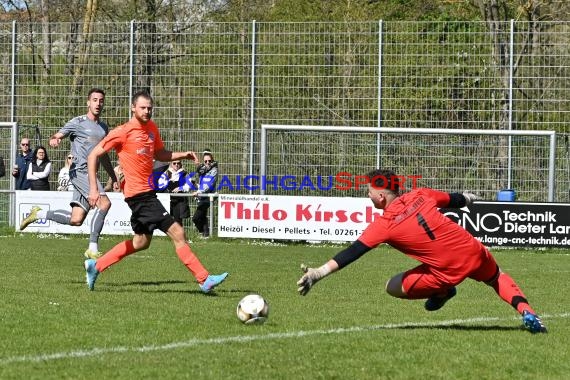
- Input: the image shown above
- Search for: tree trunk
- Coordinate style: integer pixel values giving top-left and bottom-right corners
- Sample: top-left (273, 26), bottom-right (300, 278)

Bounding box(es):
top-left (478, 0), bottom-right (541, 190)
top-left (40, 0), bottom-right (51, 78)
top-left (482, 0), bottom-right (509, 190)
top-left (72, 0), bottom-right (98, 97)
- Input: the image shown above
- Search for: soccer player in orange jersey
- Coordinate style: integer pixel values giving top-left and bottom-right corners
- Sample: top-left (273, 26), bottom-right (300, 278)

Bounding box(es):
top-left (297, 169), bottom-right (547, 333)
top-left (84, 90), bottom-right (228, 293)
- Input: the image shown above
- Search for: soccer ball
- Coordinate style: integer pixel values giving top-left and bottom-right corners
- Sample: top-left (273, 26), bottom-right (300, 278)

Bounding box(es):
top-left (236, 294), bottom-right (269, 325)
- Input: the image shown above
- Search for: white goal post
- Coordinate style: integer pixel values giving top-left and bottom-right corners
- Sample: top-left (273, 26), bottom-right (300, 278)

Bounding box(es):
top-left (259, 125), bottom-right (557, 201)
top-left (0, 122), bottom-right (19, 226)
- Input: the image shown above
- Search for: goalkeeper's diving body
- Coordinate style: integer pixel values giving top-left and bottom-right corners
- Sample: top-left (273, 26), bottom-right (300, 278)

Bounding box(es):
top-left (297, 169), bottom-right (547, 334)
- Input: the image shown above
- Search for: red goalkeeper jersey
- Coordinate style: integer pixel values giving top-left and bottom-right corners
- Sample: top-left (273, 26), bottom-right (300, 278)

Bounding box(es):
top-left (358, 188), bottom-right (487, 282)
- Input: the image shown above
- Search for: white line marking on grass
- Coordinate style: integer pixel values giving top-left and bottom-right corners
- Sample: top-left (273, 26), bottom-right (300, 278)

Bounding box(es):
top-left (2, 312), bottom-right (568, 365)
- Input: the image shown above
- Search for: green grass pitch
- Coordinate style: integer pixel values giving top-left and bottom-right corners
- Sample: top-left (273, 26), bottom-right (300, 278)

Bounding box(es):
top-left (0, 233), bottom-right (568, 379)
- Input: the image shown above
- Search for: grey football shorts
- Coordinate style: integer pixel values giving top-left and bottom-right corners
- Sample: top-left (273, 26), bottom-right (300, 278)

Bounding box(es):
top-left (69, 168), bottom-right (107, 212)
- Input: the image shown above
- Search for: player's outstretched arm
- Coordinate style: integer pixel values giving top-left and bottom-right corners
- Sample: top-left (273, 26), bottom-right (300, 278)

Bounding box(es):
top-left (155, 149), bottom-right (200, 165)
top-left (462, 192), bottom-right (478, 206)
top-left (297, 240), bottom-right (371, 295)
top-left (296, 260), bottom-right (338, 296)
top-left (49, 132), bottom-right (65, 148)
top-left (180, 151), bottom-right (199, 164)
top-left (154, 148), bottom-right (173, 163)
top-left (445, 191), bottom-right (479, 208)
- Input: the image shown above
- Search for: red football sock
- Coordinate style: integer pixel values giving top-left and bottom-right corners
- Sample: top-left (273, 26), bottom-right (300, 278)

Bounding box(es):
top-left (95, 240), bottom-right (136, 272)
top-left (176, 244), bottom-right (209, 283)
top-left (491, 272), bottom-right (536, 315)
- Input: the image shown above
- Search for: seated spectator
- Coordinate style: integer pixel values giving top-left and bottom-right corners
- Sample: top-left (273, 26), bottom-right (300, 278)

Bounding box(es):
top-left (57, 153), bottom-right (75, 191)
top-left (27, 146), bottom-right (52, 191)
top-left (104, 162), bottom-right (125, 192)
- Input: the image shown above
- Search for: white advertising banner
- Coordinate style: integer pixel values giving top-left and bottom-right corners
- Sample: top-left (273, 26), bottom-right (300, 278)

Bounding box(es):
top-left (16, 191), bottom-right (170, 236)
top-left (217, 194), bottom-right (382, 241)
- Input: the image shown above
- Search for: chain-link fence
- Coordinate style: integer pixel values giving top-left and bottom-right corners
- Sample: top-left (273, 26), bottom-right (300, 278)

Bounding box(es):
top-left (1, 21), bottom-right (569, 215)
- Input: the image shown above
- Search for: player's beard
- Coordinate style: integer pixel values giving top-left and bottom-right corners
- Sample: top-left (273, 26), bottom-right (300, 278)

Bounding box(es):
top-left (135, 113), bottom-right (151, 123)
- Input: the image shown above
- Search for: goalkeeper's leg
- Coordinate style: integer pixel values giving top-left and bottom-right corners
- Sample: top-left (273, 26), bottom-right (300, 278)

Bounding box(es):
top-left (470, 250), bottom-right (547, 333)
top-left (470, 250), bottom-right (539, 315)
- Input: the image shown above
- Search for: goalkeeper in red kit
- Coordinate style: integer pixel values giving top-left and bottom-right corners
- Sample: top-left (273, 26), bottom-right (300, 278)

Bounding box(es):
top-left (297, 169), bottom-right (547, 334)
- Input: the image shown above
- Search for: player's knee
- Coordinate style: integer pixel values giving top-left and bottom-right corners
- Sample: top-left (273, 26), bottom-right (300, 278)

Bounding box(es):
top-left (69, 219), bottom-right (83, 226)
top-left (133, 237), bottom-right (151, 251)
top-left (134, 241), bottom-right (150, 251)
top-left (100, 202), bottom-right (111, 212)
top-left (385, 283), bottom-right (401, 298)
top-left (167, 222), bottom-right (186, 242)
top-left (385, 275), bottom-right (407, 298)
top-left (98, 196), bottom-right (112, 211)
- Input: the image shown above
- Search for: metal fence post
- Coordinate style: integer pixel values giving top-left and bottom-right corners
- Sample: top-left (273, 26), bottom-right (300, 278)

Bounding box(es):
top-left (129, 20), bottom-right (135, 114)
top-left (549, 132), bottom-right (557, 202)
top-left (248, 20), bottom-right (257, 195)
top-left (507, 19), bottom-right (515, 189)
top-left (376, 19), bottom-right (383, 169)
top-left (10, 20), bottom-right (16, 123)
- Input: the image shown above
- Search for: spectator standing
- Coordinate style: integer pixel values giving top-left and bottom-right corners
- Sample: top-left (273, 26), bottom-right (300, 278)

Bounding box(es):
top-left (158, 161), bottom-right (191, 225)
top-left (26, 146), bottom-right (52, 191)
top-left (0, 154), bottom-right (5, 178)
top-left (191, 150), bottom-right (218, 238)
top-left (12, 138), bottom-right (34, 190)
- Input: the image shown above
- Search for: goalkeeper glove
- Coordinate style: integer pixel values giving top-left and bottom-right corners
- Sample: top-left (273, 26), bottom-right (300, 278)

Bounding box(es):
top-left (297, 263), bottom-right (331, 296)
top-left (463, 192), bottom-right (478, 206)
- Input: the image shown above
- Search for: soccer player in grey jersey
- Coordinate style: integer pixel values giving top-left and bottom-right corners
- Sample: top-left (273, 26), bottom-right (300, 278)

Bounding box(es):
top-left (20, 88), bottom-right (118, 259)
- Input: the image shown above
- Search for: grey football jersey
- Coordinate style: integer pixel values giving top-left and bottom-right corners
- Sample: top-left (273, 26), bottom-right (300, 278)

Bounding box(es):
top-left (59, 115), bottom-right (109, 172)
